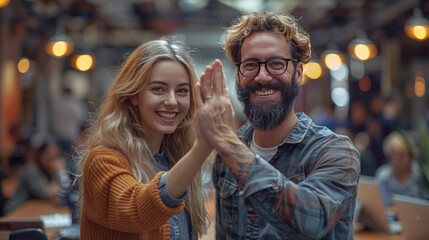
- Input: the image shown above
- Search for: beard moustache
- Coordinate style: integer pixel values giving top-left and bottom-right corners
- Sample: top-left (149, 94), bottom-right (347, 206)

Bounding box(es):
top-left (236, 77), bottom-right (300, 130)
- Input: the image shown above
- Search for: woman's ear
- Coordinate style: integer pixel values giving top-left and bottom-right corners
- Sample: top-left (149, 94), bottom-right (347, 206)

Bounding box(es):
top-left (130, 95), bottom-right (138, 106)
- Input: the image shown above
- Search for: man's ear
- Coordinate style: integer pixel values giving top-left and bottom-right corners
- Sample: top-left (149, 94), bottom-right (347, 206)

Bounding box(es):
top-left (295, 62), bottom-right (304, 85)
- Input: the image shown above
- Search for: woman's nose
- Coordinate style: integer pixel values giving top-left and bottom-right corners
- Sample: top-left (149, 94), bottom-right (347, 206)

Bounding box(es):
top-left (164, 92), bottom-right (178, 105)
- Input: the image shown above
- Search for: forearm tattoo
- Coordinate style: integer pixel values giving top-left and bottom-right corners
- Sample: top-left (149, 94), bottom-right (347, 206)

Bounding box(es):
top-left (219, 144), bottom-right (254, 186)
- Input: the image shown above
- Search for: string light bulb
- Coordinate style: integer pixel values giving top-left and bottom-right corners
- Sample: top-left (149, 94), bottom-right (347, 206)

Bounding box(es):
top-left (45, 28), bottom-right (74, 58)
top-left (348, 30), bottom-right (377, 61)
top-left (0, 0), bottom-right (9, 8)
top-left (71, 52), bottom-right (96, 72)
top-left (405, 8), bottom-right (429, 42)
top-left (304, 60), bottom-right (323, 80)
top-left (321, 48), bottom-right (346, 71)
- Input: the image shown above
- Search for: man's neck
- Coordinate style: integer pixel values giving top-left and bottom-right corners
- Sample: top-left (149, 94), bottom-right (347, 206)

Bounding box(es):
top-left (253, 111), bottom-right (298, 148)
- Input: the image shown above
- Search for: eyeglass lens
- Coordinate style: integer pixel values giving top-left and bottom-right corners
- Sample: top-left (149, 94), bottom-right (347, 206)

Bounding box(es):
top-left (239, 58), bottom-right (290, 77)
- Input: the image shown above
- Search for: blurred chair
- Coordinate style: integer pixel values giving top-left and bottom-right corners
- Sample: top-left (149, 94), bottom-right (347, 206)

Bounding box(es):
top-left (0, 220), bottom-right (47, 240)
top-left (9, 228), bottom-right (47, 240)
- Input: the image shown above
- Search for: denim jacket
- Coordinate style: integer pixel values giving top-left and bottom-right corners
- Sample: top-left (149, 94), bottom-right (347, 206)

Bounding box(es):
top-left (212, 113), bottom-right (360, 240)
top-left (155, 151), bottom-right (193, 240)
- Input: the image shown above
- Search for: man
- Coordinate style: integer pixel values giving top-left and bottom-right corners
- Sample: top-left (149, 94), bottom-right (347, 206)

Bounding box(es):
top-left (195, 12), bottom-right (360, 239)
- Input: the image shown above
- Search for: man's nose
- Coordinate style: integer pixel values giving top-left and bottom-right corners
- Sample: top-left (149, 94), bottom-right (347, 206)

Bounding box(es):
top-left (255, 64), bottom-right (272, 82)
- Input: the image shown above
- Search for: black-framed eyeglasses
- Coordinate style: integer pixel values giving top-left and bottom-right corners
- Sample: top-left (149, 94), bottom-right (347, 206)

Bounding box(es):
top-left (236, 57), bottom-right (298, 78)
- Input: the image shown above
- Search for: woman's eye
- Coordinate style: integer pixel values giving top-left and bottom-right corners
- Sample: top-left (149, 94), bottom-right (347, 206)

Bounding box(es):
top-left (151, 87), bottom-right (164, 92)
top-left (177, 88), bottom-right (190, 95)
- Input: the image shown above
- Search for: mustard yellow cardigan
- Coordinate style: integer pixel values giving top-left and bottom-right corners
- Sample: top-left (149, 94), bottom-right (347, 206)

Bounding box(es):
top-left (80, 145), bottom-right (186, 239)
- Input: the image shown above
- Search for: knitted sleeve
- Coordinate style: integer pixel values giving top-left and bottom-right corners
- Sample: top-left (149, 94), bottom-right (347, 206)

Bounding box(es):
top-left (82, 145), bottom-right (185, 233)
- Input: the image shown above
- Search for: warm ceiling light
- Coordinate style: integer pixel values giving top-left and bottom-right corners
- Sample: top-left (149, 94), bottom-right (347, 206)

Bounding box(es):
top-left (321, 49), bottom-right (346, 71)
top-left (0, 0), bottom-right (9, 8)
top-left (304, 60), bottom-right (323, 80)
top-left (71, 53), bottom-right (96, 72)
top-left (414, 71), bottom-right (426, 97)
top-left (324, 53), bottom-right (342, 70)
top-left (348, 31), bottom-right (377, 61)
top-left (17, 58), bottom-right (30, 73)
top-left (45, 29), bottom-right (74, 58)
top-left (405, 8), bottom-right (429, 42)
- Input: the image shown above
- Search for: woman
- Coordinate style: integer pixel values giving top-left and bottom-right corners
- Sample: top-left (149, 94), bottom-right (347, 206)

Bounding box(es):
top-left (75, 37), bottom-right (211, 239)
top-left (4, 134), bottom-right (68, 214)
top-left (376, 131), bottom-right (422, 206)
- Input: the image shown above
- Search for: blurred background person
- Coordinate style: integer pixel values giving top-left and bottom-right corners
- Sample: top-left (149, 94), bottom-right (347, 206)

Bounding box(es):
top-left (376, 131), bottom-right (428, 206)
top-left (3, 133), bottom-right (69, 214)
top-left (0, 124), bottom-right (32, 216)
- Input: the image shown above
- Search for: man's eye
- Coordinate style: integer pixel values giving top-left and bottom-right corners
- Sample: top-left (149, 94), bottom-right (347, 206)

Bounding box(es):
top-left (243, 62), bottom-right (258, 69)
top-left (269, 61), bottom-right (285, 69)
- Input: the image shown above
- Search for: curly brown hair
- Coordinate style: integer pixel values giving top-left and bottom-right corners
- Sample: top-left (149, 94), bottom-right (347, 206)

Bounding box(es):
top-left (224, 12), bottom-right (311, 64)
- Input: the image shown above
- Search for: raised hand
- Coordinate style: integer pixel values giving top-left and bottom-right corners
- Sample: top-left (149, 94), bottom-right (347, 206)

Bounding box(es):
top-left (195, 59), bottom-right (235, 148)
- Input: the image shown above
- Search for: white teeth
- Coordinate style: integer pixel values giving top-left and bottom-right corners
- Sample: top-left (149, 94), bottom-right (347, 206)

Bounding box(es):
top-left (255, 89), bottom-right (276, 96)
top-left (157, 112), bottom-right (177, 119)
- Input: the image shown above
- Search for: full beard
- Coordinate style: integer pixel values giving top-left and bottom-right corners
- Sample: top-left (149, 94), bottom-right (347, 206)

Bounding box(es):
top-left (236, 77), bottom-right (300, 130)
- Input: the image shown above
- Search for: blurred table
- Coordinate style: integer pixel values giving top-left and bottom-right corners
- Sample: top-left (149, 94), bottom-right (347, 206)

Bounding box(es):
top-left (7, 198), bottom-right (404, 240)
top-left (354, 230), bottom-right (404, 240)
top-left (1, 200), bottom-right (71, 240)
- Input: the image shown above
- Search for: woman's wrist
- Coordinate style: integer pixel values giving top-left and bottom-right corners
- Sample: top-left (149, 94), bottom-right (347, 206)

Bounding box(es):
top-left (194, 138), bottom-right (213, 154)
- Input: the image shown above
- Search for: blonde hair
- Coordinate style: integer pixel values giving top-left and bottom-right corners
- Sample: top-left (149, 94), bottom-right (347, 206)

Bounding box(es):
top-left (224, 11), bottom-right (311, 64)
top-left (383, 131), bottom-right (418, 160)
top-left (75, 37), bottom-right (209, 236)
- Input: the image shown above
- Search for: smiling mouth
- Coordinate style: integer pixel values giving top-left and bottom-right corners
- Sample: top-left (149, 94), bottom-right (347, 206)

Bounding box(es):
top-left (254, 89), bottom-right (277, 96)
top-left (157, 111), bottom-right (178, 120)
